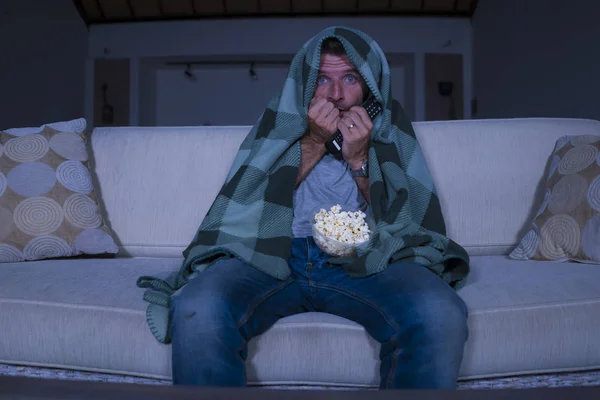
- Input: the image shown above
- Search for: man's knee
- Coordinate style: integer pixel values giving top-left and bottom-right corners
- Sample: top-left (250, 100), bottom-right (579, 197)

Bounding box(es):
top-left (409, 285), bottom-right (469, 343)
top-left (170, 277), bottom-right (235, 329)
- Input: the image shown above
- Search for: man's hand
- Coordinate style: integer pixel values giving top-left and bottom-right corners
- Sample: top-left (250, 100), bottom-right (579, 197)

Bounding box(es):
top-left (337, 106), bottom-right (373, 169)
top-left (307, 96), bottom-right (340, 144)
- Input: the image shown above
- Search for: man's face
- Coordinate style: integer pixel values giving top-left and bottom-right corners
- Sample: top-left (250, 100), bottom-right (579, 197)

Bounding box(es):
top-left (312, 53), bottom-right (367, 117)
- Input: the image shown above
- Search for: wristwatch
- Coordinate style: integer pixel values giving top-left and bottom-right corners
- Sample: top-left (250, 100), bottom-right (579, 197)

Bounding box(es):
top-left (350, 158), bottom-right (369, 178)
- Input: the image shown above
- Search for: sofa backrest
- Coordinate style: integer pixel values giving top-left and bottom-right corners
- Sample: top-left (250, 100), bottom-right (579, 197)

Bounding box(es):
top-left (89, 118), bottom-right (600, 258)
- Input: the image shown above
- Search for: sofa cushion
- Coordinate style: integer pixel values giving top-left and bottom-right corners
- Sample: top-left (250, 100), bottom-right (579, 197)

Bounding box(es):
top-left (0, 257), bottom-right (178, 378)
top-left (413, 118), bottom-right (600, 257)
top-left (0, 118), bottom-right (118, 263)
top-left (1, 255), bottom-right (599, 386)
top-left (88, 126), bottom-right (248, 258)
top-left (457, 256), bottom-right (600, 379)
top-left (510, 134), bottom-right (600, 263)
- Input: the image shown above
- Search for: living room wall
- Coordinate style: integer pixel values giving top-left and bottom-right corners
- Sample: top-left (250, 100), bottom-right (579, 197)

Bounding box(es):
top-left (0, 0), bottom-right (88, 130)
top-left (0, 1), bottom-right (474, 130)
top-left (145, 56), bottom-right (408, 127)
top-left (87, 16), bottom-right (473, 127)
top-left (473, 0), bottom-right (600, 120)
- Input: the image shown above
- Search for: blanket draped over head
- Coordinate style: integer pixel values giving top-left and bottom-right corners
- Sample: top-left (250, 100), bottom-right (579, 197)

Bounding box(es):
top-left (137, 26), bottom-right (470, 344)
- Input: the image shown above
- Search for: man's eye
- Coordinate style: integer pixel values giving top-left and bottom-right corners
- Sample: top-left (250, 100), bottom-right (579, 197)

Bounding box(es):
top-left (346, 75), bottom-right (357, 83)
top-left (317, 76), bottom-right (327, 84)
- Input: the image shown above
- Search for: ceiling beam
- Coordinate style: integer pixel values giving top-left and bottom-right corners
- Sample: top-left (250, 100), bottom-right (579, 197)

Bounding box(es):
top-left (469, 0), bottom-right (479, 16)
top-left (73, 0), bottom-right (90, 27)
top-left (83, 12), bottom-right (474, 25)
top-left (79, 0), bottom-right (477, 25)
top-left (126, 0), bottom-right (134, 17)
top-left (95, 0), bottom-right (106, 19)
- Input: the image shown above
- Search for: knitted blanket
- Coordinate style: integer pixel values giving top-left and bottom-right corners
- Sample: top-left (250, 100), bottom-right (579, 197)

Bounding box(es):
top-left (137, 26), bottom-right (470, 344)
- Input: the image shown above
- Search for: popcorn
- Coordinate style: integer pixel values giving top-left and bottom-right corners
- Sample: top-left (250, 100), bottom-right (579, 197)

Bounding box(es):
top-left (312, 204), bottom-right (371, 257)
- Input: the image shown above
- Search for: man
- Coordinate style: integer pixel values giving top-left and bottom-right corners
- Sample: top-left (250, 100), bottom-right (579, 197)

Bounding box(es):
top-left (137, 26), bottom-right (470, 389)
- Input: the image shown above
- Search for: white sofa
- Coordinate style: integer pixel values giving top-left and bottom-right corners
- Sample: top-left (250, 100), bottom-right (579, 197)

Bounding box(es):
top-left (1, 117), bottom-right (600, 388)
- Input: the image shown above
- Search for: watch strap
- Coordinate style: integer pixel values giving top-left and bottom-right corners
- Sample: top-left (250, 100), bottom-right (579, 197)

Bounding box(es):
top-left (350, 158), bottom-right (368, 177)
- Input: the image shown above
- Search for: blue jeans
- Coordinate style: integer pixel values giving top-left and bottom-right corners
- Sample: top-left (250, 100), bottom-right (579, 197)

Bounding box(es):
top-left (170, 237), bottom-right (469, 389)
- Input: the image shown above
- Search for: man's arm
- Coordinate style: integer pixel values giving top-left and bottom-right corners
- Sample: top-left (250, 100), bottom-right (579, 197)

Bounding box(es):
top-left (338, 106), bottom-right (374, 205)
top-left (295, 134), bottom-right (327, 188)
top-left (348, 159), bottom-right (371, 204)
top-left (296, 97), bottom-right (340, 188)
top-left (354, 176), bottom-right (370, 204)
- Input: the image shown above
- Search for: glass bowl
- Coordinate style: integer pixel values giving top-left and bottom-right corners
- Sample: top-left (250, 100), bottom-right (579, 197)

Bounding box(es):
top-left (310, 204), bottom-right (374, 257)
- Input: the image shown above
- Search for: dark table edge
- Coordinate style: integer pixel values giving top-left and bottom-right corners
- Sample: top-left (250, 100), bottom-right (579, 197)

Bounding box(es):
top-left (1, 375), bottom-right (599, 400)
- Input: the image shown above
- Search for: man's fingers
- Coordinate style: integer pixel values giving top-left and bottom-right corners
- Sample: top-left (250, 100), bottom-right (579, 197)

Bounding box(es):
top-left (337, 119), bottom-right (351, 140)
top-left (329, 116), bottom-right (341, 134)
top-left (350, 106), bottom-right (374, 130)
top-left (318, 101), bottom-right (335, 119)
top-left (309, 99), bottom-right (332, 119)
top-left (339, 116), bottom-right (360, 138)
top-left (308, 98), bottom-right (327, 119)
top-left (343, 112), bottom-right (367, 135)
top-left (314, 97), bottom-right (329, 110)
top-left (324, 107), bottom-right (339, 126)
top-left (311, 96), bottom-right (325, 107)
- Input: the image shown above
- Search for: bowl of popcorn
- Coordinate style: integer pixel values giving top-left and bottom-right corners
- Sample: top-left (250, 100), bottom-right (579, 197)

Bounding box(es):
top-left (311, 204), bottom-right (374, 257)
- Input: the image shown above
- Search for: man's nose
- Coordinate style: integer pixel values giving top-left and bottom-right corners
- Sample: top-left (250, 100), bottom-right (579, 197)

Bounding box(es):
top-left (328, 81), bottom-right (343, 103)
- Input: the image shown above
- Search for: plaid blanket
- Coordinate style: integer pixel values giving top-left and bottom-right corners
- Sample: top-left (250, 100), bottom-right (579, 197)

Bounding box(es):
top-left (137, 26), bottom-right (470, 344)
